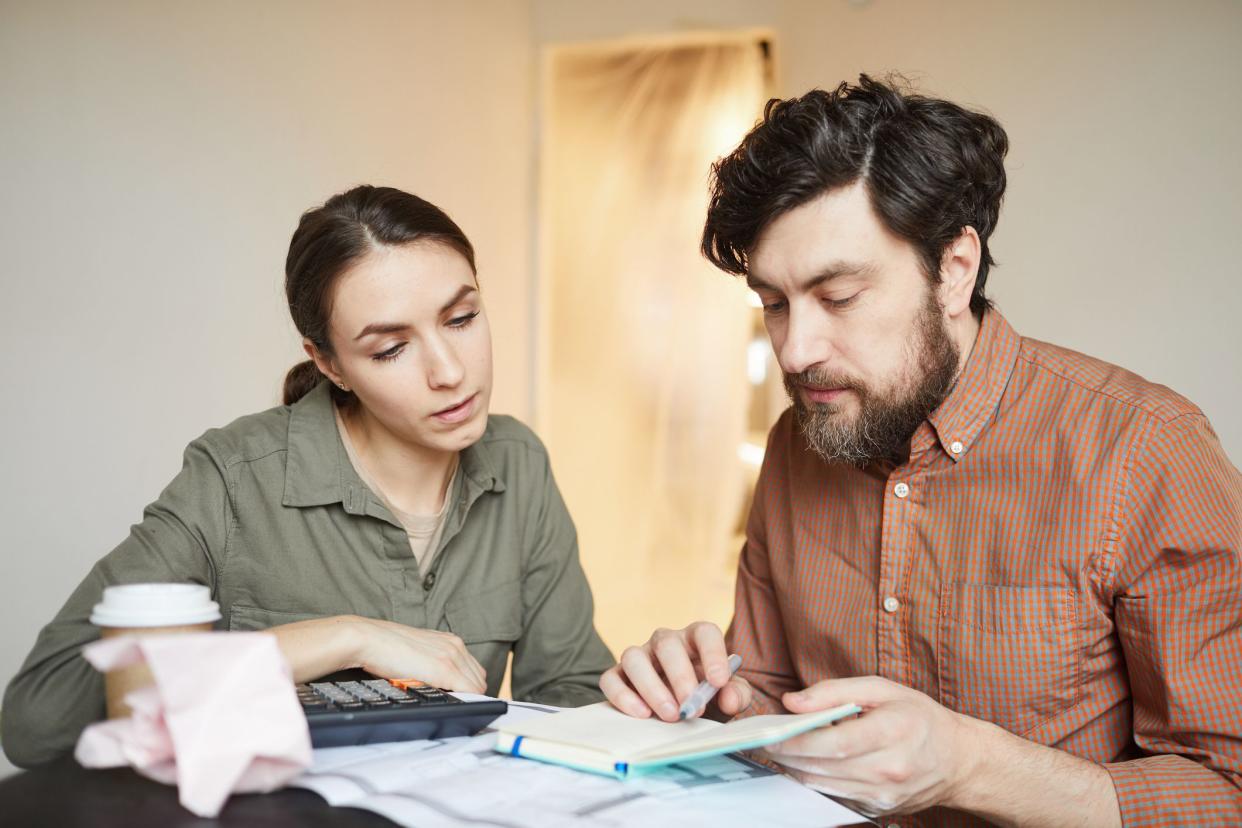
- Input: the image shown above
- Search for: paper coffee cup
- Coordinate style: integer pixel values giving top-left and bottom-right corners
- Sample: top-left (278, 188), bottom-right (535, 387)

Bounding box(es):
top-left (90, 583), bottom-right (221, 718)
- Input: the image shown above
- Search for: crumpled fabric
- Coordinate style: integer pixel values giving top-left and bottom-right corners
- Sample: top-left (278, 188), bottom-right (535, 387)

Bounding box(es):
top-left (75, 631), bottom-right (312, 817)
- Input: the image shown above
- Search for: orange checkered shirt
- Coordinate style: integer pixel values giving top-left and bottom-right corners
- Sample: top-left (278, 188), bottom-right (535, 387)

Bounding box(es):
top-left (727, 309), bottom-right (1242, 826)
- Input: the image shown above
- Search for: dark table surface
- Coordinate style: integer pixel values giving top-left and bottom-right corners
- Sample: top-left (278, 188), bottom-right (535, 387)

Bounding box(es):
top-left (0, 756), bottom-right (397, 827)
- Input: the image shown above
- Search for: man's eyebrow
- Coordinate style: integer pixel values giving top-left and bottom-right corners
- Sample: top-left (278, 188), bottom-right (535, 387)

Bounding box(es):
top-left (352, 286), bottom-right (478, 341)
top-left (746, 261), bottom-right (876, 293)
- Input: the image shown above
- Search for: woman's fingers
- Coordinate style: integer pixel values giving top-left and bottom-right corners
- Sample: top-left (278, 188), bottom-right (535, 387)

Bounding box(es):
top-left (453, 640), bottom-right (488, 692)
top-left (358, 620), bottom-right (487, 693)
top-left (426, 630), bottom-right (486, 692)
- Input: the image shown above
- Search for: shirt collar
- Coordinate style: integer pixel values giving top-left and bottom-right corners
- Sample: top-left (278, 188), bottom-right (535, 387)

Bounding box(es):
top-left (915, 308), bottom-right (1021, 462)
top-left (282, 381), bottom-right (504, 512)
top-left (459, 431), bottom-right (505, 494)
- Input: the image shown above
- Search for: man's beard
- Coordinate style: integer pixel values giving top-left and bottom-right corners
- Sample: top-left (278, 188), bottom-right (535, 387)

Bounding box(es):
top-left (784, 291), bottom-right (961, 467)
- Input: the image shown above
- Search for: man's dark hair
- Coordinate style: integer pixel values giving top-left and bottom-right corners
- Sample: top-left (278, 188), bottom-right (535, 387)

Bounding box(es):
top-left (702, 74), bottom-right (1008, 315)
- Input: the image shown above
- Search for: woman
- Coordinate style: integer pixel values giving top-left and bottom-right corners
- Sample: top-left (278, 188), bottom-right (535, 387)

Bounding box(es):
top-left (2, 185), bottom-right (614, 767)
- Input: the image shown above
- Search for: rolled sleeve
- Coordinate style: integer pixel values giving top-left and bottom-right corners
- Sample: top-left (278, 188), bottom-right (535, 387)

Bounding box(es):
top-left (1106, 755), bottom-right (1242, 826)
top-left (1106, 413), bottom-right (1242, 824)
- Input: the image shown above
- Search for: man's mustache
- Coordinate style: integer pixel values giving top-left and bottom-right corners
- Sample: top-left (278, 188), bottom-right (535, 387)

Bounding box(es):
top-left (783, 369), bottom-right (866, 398)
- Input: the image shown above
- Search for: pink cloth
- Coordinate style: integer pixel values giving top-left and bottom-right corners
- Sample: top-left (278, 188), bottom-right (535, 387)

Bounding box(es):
top-left (74, 631), bottom-right (312, 817)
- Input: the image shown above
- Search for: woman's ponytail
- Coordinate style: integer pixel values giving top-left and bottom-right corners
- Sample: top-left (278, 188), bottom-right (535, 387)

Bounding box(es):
top-left (282, 360), bottom-right (324, 405)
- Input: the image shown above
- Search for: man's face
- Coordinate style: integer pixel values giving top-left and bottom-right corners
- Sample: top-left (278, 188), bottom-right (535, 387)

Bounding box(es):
top-left (747, 182), bottom-right (960, 466)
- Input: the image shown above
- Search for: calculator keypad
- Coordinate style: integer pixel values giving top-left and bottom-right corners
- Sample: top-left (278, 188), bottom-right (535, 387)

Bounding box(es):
top-left (298, 679), bottom-right (463, 712)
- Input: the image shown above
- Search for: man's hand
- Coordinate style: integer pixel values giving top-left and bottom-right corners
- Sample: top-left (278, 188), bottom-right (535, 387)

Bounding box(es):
top-left (598, 621), bottom-right (753, 721)
top-left (763, 676), bottom-right (973, 816)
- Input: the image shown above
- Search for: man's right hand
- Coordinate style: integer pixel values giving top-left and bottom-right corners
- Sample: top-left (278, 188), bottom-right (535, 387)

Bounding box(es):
top-left (599, 621), bottom-right (752, 722)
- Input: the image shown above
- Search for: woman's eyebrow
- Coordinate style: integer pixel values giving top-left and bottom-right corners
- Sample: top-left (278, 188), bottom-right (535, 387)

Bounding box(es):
top-left (353, 286), bottom-right (478, 341)
top-left (440, 284), bottom-right (478, 312)
top-left (353, 321), bottom-right (410, 341)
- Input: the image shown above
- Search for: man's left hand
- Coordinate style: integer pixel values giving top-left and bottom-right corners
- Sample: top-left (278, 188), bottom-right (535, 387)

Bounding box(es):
top-left (762, 675), bottom-right (977, 817)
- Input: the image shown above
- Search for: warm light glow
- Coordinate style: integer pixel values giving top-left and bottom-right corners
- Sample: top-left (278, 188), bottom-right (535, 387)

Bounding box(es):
top-left (746, 338), bottom-right (768, 385)
top-left (737, 442), bottom-right (765, 467)
top-left (543, 36), bottom-right (769, 657)
top-left (703, 91), bottom-right (759, 160)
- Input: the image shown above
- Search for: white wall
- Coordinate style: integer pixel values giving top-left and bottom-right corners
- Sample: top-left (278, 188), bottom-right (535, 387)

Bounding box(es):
top-left (535, 0), bottom-right (1242, 462)
top-left (773, 0), bottom-right (1242, 461)
top-left (0, 0), bottom-right (534, 776)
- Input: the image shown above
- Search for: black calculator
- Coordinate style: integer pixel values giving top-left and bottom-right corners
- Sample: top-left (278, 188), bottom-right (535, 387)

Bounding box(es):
top-left (297, 669), bottom-right (507, 748)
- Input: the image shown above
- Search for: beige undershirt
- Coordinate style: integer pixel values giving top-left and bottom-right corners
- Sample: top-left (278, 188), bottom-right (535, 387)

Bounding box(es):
top-left (335, 407), bottom-right (457, 578)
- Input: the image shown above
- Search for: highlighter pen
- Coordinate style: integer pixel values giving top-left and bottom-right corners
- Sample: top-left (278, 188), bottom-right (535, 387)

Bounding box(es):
top-left (677, 653), bottom-right (743, 720)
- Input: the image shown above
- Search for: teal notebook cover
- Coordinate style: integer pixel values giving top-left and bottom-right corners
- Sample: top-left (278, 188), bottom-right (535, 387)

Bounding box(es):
top-left (494, 701), bottom-right (861, 780)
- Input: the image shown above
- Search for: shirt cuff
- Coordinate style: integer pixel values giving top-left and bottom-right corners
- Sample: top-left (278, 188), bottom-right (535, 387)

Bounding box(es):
top-left (1104, 753), bottom-right (1242, 825)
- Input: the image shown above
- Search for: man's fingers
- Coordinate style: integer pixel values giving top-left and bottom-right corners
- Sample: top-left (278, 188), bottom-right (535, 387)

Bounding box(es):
top-left (783, 675), bottom-right (899, 713)
top-left (772, 747), bottom-right (911, 802)
top-left (767, 752), bottom-right (851, 778)
top-left (717, 677), bottom-right (753, 716)
top-left (600, 667), bottom-right (653, 718)
top-left (619, 646), bottom-right (679, 721)
top-left (651, 632), bottom-right (701, 708)
top-left (780, 768), bottom-right (887, 816)
top-left (686, 622), bottom-right (731, 685)
top-left (766, 713), bottom-right (884, 760)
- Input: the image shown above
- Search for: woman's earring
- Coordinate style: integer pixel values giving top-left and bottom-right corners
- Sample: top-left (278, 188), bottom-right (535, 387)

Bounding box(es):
top-left (337, 382), bottom-right (349, 392)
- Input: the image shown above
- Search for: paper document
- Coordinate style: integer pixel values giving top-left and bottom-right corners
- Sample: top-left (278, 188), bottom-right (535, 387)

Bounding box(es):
top-left (291, 694), bottom-right (864, 827)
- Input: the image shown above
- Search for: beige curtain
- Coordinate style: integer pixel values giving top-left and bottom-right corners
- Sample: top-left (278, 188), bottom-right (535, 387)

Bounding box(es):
top-left (539, 37), bottom-right (769, 654)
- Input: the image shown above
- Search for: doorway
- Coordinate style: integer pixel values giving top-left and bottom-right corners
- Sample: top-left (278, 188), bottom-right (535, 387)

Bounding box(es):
top-left (537, 31), bottom-right (781, 654)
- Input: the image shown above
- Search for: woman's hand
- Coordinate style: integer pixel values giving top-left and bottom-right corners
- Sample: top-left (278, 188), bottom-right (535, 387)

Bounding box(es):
top-left (269, 615), bottom-right (486, 693)
top-left (352, 616), bottom-right (487, 692)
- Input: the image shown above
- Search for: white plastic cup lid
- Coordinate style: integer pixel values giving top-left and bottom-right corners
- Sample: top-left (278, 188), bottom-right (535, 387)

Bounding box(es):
top-left (89, 583), bottom-right (221, 628)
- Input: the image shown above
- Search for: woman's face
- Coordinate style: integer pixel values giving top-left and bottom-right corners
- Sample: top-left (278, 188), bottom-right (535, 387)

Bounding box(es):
top-left (316, 241), bottom-right (493, 455)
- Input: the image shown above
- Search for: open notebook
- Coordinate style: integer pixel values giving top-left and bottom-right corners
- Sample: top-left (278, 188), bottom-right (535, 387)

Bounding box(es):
top-left (493, 701), bottom-right (861, 779)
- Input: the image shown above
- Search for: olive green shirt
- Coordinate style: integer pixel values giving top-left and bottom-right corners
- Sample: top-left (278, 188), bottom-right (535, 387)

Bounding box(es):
top-left (2, 382), bottom-right (614, 767)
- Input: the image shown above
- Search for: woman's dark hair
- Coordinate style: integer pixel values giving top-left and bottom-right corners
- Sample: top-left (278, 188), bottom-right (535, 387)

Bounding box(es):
top-left (702, 74), bottom-right (1008, 315)
top-left (282, 185), bottom-right (476, 405)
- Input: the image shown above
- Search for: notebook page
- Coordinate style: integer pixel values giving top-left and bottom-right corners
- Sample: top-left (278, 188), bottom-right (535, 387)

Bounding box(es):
top-left (498, 701), bottom-right (720, 757)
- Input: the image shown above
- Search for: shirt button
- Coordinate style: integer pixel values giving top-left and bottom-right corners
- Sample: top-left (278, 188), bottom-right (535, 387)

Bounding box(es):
top-left (883, 596), bottom-right (900, 613)
top-left (950, 441), bottom-right (963, 454)
top-left (893, 482), bottom-right (910, 498)
top-left (422, 572), bottom-right (436, 591)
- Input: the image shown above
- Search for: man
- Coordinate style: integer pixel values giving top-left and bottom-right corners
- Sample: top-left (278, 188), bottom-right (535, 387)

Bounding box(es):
top-left (600, 76), bottom-right (1241, 826)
